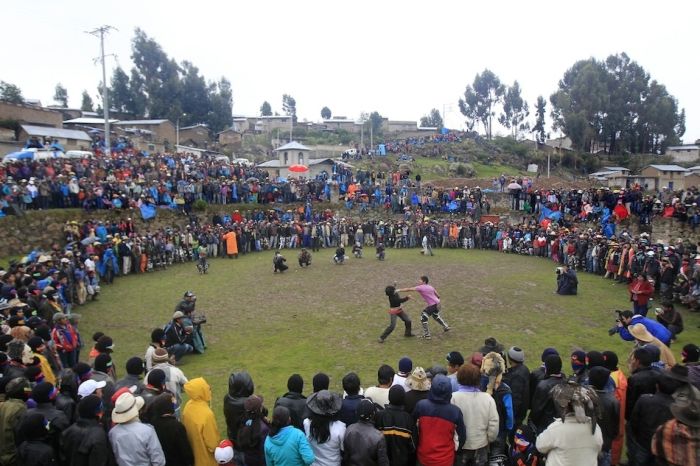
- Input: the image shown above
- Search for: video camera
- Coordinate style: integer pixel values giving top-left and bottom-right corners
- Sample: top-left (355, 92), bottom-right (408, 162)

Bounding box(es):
top-left (192, 314), bottom-right (207, 326)
top-left (555, 267), bottom-right (564, 275)
top-left (607, 310), bottom-right (625, 336)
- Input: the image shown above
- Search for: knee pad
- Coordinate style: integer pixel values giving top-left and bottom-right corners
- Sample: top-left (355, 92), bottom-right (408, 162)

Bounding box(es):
top-left (420, 312), bottom-right (429, 323)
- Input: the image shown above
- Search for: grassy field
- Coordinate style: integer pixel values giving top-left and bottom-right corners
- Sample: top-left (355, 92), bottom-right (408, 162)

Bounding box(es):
top-left (74, 248), bottom-right (700, 433)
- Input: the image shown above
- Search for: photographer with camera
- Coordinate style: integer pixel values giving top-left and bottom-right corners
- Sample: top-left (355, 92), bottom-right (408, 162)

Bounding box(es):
top-left (608, 310), bottom-right (673, 346)
top-left (174, 291), bottom-right (206, 355)
top-left (555, 264), bottom-right (578, 295)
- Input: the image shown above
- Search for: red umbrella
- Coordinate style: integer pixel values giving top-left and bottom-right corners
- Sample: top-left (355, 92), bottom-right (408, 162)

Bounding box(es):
top-left (288, 164), bottom-right (309, 173)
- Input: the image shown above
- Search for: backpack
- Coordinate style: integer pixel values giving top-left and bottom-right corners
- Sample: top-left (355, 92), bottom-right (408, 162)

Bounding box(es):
top-left (236, 414), bottom-right (262, 450)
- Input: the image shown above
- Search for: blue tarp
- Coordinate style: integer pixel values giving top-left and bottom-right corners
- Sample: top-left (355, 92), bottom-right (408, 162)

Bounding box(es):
top-left (538, 204), bottom-right (562, 223)
top-left (140, 203), bottom-right (157, 220)
top-left (3, 150), bottom-right (35, 162)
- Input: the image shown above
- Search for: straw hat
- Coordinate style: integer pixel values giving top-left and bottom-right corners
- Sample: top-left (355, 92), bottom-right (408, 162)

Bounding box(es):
top-left (629, 324), bottom-right (655, 343)
top-left (112, 392), bottom-right (145, 424)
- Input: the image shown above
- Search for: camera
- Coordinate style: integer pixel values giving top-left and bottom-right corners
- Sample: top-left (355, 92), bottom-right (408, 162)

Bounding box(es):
top-left (556, 267), bottom-right (564, 275)
top-left (607, 310), bottom-right (625, 336)
top-left (192, 315), bottom-right (207, 325)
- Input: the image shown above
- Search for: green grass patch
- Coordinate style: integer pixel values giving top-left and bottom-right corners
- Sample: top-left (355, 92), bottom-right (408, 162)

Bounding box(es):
top-left (76, 249), bottom-right (700, 433)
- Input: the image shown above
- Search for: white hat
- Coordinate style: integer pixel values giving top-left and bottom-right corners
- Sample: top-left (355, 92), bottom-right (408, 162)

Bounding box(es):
top-left (78, 379), bottom-right (107, 398)
top-left (215, 439), bottom-right (235, 464)
top-left (111, 392), bottom-right (145, 424)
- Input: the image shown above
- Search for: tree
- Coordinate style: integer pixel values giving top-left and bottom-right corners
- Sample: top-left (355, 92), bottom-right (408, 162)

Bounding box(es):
top-left (110, 67), bottom-right (132, 114)
top-left (369, 111), bottom-right (383, 135)
top-left (0, 81), bottom-right (24, 104)
top-left (532, 96), bottom-right (548, 144)
top-left (458, 69), bottom-right (505, 139)
top-left (53, 83), bottom-right (68, 107)
top-left (498, 81), bottom-right (529, 138)
top-left (550, 53), bottom-right (685, 154)
top-left (282, 94), bottom-right (297, 123)
top-left (131, 28), bottom-right (183, 121)
top-left (321, 106), bottom-right (332, 120)
top-left (180, 61), bottom-right (211, 126)
top-left (208, 77), bottom-right (233, 133)
top-left (260, 101), bottom-right (272, 116)
top-left (419, 108), bottom-right (444, 129)
top-left (80, 90), bottom-right (94, 112)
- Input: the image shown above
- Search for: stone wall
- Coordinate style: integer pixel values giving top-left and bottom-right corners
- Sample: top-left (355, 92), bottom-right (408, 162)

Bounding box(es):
top-left (1, 201), bottom-right (697, 259)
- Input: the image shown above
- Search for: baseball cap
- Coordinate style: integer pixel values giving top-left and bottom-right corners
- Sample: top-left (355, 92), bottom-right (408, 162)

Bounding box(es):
top-left (78, 379), bottom-right (107, 398)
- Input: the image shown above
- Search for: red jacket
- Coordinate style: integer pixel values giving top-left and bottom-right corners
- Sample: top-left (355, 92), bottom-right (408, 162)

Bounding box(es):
top-left (51, 323), bottom-right (79, 352)
top-left (629, 279), bottom-right (654, 306)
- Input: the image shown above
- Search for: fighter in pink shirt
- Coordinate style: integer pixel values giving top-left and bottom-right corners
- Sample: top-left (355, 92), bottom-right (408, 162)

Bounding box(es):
top-left (398, 276), bottom-right (450, 340)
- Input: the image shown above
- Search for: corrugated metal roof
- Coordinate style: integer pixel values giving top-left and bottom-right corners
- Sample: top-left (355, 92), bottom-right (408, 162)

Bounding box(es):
top-left (603, 166), bottom-right (629, 171)
top-left (647, 164), bottom-right (688, 172)
top-left (114, 119), bottom-right (170, 125)
top-left (274, 141), bottom-right (311, 152)
top-left (21, 124), bottom-right (91, 141)
top-left (64, 117), bottom-right (119, 124)
top-left (257, 160), bottom-right (283, 168)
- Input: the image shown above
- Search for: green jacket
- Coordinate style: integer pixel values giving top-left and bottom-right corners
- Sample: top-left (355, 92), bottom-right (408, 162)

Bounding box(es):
top-left (0, 398), bottom-right (27, 466)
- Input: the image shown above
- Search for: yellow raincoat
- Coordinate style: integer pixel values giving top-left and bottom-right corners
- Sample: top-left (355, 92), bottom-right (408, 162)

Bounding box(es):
top-left (182, 377), bottom-right (221, 466)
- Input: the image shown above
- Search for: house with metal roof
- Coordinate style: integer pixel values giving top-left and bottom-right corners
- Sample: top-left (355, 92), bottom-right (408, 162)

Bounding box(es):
top-left (587, 166), bottom-right (631, 187)
top-left (665, 144), bottom-right (700, 163)
top-left (112, 120), bottom-right (176, 148)
top-left (19, 124), bottom-right (91, 150)
top-left (639, 164), bottom-right (689, 191)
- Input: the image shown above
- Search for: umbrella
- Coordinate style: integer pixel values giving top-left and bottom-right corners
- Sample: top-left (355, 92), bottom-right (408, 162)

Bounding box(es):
top-left (288, 164), bottom-right (309, 173)
top-left (246, 177), bottom-right (259, 183)
top-left (507, 182), bottom-right (522, 190)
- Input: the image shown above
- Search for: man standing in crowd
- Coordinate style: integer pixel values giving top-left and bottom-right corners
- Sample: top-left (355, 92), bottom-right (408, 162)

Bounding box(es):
top-left (398, 276), bottom-right (450, 340)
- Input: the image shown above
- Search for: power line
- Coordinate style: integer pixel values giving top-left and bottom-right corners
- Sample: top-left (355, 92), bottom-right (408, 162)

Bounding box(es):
top-left (86, 25), bottom-right (117, 156)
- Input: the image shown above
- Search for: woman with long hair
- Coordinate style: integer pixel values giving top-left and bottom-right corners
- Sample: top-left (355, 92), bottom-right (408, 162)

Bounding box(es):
top-left (303, 390), bottom-right (345, 466)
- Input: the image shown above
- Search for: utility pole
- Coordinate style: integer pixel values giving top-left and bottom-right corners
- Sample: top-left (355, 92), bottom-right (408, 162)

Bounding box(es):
top-left (87, 25), bottom-right (116, 156)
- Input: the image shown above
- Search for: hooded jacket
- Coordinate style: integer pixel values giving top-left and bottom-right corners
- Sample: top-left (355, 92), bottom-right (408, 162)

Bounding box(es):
top-left (223, 371), bottom-right (254, 441)
top-left (264, 425), bottom-right (315, 466)
top-left (150, 394), bottom-right (194, 466)
top-left (413, 375), bottom-right (465, 466)
top-left (183, 378), bottom-right (220, 466)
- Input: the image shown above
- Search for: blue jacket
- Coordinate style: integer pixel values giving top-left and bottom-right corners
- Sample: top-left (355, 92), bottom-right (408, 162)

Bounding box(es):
top-left (264, 425), bottom-right (314, 466)
top-left (619, 315), bottom-right (672, 346)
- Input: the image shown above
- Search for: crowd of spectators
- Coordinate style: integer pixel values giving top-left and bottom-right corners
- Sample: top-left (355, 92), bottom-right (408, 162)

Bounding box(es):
top-left (2, 143), bottom-right (700, 464)
top-left (1, 297), bottom-right (699, 466)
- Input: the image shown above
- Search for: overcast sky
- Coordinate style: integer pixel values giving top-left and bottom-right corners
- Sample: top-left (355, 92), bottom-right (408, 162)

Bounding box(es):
top-left (4, 0), bottom-right (698, 143)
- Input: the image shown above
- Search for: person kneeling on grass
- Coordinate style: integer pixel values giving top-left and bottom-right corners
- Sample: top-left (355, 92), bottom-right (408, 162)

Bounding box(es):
top-left (334, 246), bottom-right (346, 264)
top-left (298, 248), bottom-right (312, 268)
top-left (273, 251), bottom-right (288, 273)
top-left (352, 242), bottom-right (363, 258)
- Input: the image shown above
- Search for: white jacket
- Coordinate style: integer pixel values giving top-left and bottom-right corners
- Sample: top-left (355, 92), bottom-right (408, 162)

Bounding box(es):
top-left (450, 389), bottom-right (499, 450)
top-left (536, 416), bottom-right (603, 466)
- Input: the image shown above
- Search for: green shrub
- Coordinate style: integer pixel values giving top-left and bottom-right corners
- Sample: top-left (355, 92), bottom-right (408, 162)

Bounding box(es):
top-left (193, 199), bottom-right (208, 211)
